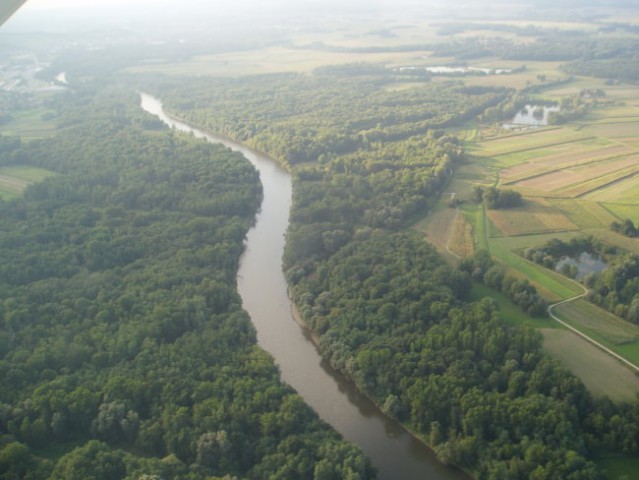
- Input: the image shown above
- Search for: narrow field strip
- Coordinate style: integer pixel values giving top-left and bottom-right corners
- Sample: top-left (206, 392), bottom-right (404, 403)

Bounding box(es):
top-left (485, 136), bottom-right (596, 158)
top-left (501, 151), bottom-right (634, 185)
top-left (548, 199), bottom-right (619, 228)
top-left (479, 126), bottom-right (562, 142)
top-left (549, 297), bottom-right (639, 374)
top-left (554, 164), bottom-right (639, 198)
top-left (0, 174), bottom-right (30, 191)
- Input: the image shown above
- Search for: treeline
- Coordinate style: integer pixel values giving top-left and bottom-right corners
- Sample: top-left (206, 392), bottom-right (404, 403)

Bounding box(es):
top-left (431, 35), bottom-right (639, 63)
top-left (586, 254), bottom-right (639, 323)
top-left (141, 66), bottom-right (639, 478)
top-left (611, 218), bottom-right (639, 238)
top-left (289, 233), bottom-right (598, 478)
top-left (136, 72), bottom-right (507, 166)
top-left (472, 186), bottom-right (523, 209)
top-left (0, 87), bottom-right (373, 480)
top-left (460, 250), bottom-right (548, 317)
top-left (563, 58), bottom-right (639, 84)
top-left (524, 236), bottom-right (639, 323)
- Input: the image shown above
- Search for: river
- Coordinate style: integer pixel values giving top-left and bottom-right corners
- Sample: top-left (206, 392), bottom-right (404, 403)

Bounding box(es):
top-left (140, 92), bottom-right (469, 480)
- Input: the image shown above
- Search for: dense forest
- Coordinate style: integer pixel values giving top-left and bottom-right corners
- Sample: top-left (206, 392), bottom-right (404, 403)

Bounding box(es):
top-left (139, 71), bottom-right (508, 166)
top-left (142, 67), bottom-right (639, 478)
top-left (0, 88), bottom-right (373, 480)
top-left (3, 9), bottom-right (639, 475)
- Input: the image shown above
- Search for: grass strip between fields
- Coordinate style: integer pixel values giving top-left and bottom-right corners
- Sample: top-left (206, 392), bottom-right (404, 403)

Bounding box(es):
top-left (550, 298), bottom-right (639, 373)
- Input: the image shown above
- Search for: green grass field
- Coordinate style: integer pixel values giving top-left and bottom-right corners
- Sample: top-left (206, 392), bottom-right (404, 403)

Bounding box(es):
top-left (555, 299), bottom-right (639, 346)
top-left (460, 204), bottom-right (490, 251)
top-left (0, 108), bottom-right (57, 140)
top-left (597, 455), bottom-right (639, 480)
top-left (470, 283), bottom-right (556, 329)
top-left (554, 299), bottom-right (639, 367)
top-left (472, 128), bottom-right (590, 158)
top-left (542, 328), bottom-right (639, 402)
top-left (602, 203), bottom-right (639, 223)
top-left (548, 199), bottom-right (620, 229)
top-left (0, 166), bottom-right (56, 199)
top-left (489, 236), bottom-right (583, 300)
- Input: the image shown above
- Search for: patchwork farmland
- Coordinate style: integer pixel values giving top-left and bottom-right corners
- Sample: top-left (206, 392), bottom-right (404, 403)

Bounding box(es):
top-left (470, 102), bottom-right (639, 243)
top-left (427, 80), bottom-right (639, 405)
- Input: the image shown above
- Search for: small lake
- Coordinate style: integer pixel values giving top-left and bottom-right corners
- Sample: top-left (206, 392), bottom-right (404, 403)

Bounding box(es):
top-left (504, 104), bottom-right (559, 129)
top-left (556, 252), bottom-right (608, 280)
top-left (54, 72), bottom-right (68, 85)
top-left (395, 65), bottom-right (511, 75)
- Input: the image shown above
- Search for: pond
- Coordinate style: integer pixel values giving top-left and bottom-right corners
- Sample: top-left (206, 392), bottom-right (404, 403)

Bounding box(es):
top-left (555, 252), bottom-right (608, 280)
top-left (504, 104), bottom-right (559, 128)
top-left (394, 65), bottom-right (511, 75)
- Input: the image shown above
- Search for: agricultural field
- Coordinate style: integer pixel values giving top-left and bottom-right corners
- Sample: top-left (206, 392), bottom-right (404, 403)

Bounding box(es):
top-left (0, 106), bottom-right (57, 140)
top-left (127, 46), bottom-right (432, 77)
top-left (554, 299), bottom-right (639, 349)
top-left (603, 203), bottom-right (639, 223)
top-left (469, 127), bottom-right (590, 159)
top-left (447, 210), bottom-right (474, 258)
top-left (547, 198), bottom-right (620, 229)
top-left (0, 165), bottom-right (56, 199)
top-left (414, 201), bottom-right (460, 264)
top-left (487, 197), bottom-right (578, 236)
top-left (541, 328), bottom-right (639, 402)
top-left (438, 74), bottom-right (639, 398)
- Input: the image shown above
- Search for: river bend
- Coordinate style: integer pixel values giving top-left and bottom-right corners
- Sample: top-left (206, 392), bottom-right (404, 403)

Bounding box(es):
top-left (140, 92), bottom-right (468, 480)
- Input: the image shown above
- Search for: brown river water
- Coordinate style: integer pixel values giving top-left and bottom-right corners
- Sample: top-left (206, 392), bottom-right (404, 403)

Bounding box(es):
top-left (140, 92), bottom-right (470, 480)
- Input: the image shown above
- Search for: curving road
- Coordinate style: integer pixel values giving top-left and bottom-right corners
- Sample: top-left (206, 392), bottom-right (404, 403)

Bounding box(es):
top-left (547, 289), bottom-right (639, 374)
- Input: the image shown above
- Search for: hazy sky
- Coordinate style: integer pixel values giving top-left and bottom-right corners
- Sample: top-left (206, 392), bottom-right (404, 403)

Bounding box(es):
top-left (5, 0), bottom-right (422, 34)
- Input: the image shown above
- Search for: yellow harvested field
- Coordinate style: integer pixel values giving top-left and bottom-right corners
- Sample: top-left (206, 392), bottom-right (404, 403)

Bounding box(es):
top-left (548, 199), bottom-right (619, 229)
top-left (448, 212), bottom-right (474, 258)
top-left (559, 164), bottom-right (639, 198)
top-left (582, 121), bottom-right (639, 139)
top-left (487, 198), bottom-right (578, 236)
top-left (512, 154), bottom-right (639, 195)
top-left (516, 169), bottom-right (584, 192)
top-left (542, 328), bottom-right (639, 402)
top-left (415, 205), bottom-right (458, 256)
top-left (476, 128), bottom-right (591, 157)
top-left (501, 145), bottom-right (631, 184)
top-left (126, 46), bottom-right (430, 76)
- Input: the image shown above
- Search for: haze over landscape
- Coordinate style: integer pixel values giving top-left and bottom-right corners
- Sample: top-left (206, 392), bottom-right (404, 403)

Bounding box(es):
top-left (1, 0), bottom-right (639, 479)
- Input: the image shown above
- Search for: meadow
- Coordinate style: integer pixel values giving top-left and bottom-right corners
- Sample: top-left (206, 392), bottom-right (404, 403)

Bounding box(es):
top-left (0, 165), bottom-right (56, 199)
top-left (0, 107), bottom-right (57, 140)
top-left (541, 328), bottom-right (639, 402)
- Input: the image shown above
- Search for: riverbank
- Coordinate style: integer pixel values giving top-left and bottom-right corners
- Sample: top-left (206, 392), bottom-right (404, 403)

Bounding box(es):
top-left (141, 91), bottom-right (471, 480)
top-left (288, 291), bottom-right (473, 480)
top-left (158, 102), bottom-right (293, 173)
